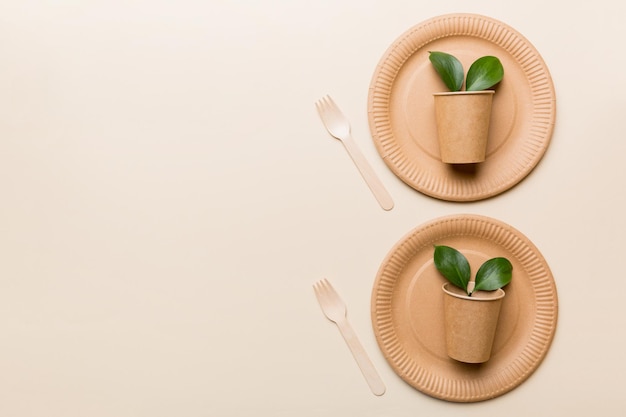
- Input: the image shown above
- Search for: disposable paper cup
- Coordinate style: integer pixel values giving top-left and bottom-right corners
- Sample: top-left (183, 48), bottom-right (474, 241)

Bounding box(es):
top-left (433, 91), bottom-right (494, 164)
top-left (442, 282), bottom-right (505, 363)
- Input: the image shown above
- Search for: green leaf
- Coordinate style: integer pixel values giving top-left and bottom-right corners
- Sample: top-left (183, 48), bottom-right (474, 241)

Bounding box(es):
top-left (473, 257), bottom-right (512, 293)
top-left (465, 56), bottom-right (504, 91)
top-left (433, 245), bottom-right (471, 292)
top-left (428, 51), bottom-right (464, 92)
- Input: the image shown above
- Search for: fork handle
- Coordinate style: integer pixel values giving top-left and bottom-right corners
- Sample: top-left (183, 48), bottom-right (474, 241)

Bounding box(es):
top-left (335, 318), bottom-right (386, 396)
top-left (340, 134), bottom-right (394, 211)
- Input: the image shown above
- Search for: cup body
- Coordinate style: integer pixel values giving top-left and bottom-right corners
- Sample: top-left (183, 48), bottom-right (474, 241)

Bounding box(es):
top-left (442, 282), bottom-right (505, 363)
top-left (433, 91), bottom-right (494, 164)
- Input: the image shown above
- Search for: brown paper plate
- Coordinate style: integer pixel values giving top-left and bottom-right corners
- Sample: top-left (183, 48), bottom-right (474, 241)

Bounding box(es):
top-left (367, 14), bottom-right (556, 201)
top-left (371, 214), bottom-right (558, 402)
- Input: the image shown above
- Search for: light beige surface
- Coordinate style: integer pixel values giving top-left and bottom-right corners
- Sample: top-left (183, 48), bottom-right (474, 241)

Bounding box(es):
top-left (0, 1), bottom-right (625, 416)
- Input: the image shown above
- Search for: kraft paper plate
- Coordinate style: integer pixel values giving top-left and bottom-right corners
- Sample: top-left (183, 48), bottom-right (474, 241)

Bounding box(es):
top-left (371, 214), bottom-right (558, 402)
top-left (367, 14), bottom-right (556, 201)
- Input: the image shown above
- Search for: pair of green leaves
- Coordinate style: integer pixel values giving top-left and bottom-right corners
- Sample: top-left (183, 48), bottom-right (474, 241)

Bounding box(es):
top-left (429, 51), bottom-right (504, 92)
top-left (433, 245), bottom-right (512, 296)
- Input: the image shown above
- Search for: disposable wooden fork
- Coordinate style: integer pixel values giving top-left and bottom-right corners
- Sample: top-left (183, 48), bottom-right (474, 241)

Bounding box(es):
top-left (315, 95), bottom-right (394, 211)
top-left (313, 278), bottom-right (386, 396)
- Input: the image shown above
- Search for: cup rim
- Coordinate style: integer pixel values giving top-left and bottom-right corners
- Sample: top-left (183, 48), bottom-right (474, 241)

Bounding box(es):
top-left (442, 282), bottom-right (505, 301)
top-left (433, 90), bottom-right (495, 96)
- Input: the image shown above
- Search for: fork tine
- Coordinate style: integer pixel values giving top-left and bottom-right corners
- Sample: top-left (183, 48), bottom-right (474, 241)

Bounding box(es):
top-left (313, 278), bottom-right (330, 304)
top-left (315, 95), bottom-right (331, 115)
top-left (314, 99), bottom-right (324, 119)
top-left (319, 278), bottom-right (331, 291)
top-left (315, 94), bottom-right (350, 139)
top-left (315, 95), bottom-right (331, 120)
top-left (320, 279), bottom-right (346, 313)
top-left (314, 278), bottom-right (328, 292)
top-left (323, 95), bottom-right (337, 112)
top-left (314, 278), bottom-right (341, 316)
top-left (313, 279), bottom-right (327, 302)
top-left (324, 96), bottom-right (346, 122)
top-left (313, 279), bottom-right (323, 303)
top-left (319, 278), bottom-right (337, 304)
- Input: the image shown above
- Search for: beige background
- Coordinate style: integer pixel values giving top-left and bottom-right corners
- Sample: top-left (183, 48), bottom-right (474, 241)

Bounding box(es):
top-left (1, 0), bottom-right (625, 416)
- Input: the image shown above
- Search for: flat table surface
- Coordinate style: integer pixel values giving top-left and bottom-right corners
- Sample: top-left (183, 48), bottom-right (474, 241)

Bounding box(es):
top-left (1, 1), bottom-right (625, 416)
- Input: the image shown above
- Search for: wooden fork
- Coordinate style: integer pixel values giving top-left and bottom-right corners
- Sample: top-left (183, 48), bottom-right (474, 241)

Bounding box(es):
top-left (315, 95), bottom-right (394, 211)
top-left (313, 278), bottom-right (386, 396)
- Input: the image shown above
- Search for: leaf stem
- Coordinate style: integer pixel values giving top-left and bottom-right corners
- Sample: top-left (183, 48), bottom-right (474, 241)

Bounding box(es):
top-left (467, 281), bottom-right (476, 296)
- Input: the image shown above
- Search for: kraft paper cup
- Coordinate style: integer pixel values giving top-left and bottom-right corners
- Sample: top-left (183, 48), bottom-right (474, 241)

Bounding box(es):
top-left (433, 91), bottom-right (494, 164)
top-left (442, 282), bottom-right (505, 363)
